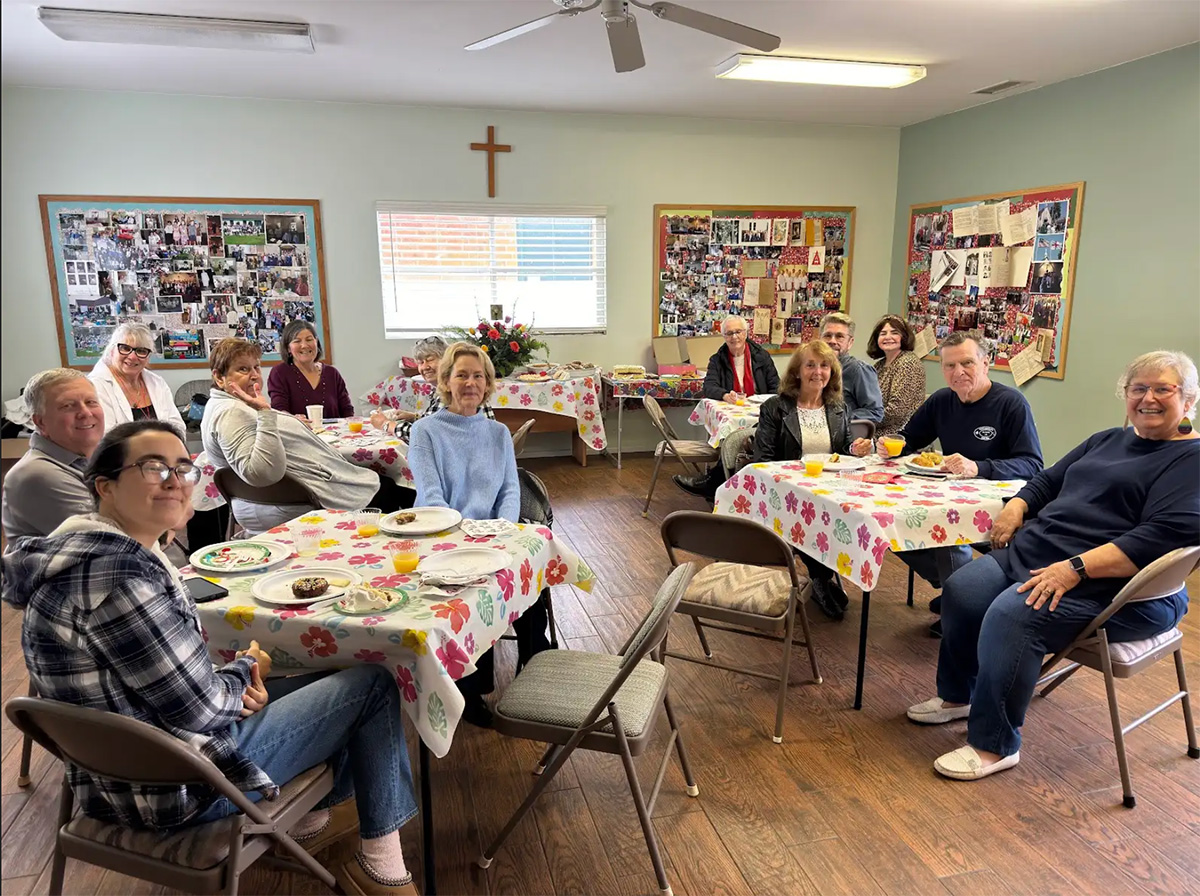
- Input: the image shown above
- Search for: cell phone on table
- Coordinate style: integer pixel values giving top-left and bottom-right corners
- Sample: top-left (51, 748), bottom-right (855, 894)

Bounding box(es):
top-left (184, 576), bottom-right (230, 603)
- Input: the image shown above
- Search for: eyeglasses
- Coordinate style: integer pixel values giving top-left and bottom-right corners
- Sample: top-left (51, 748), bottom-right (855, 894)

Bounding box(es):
top-left (115, 460), bottom-right (201, 485)
top-left (116, 343), bottom-right (152, 359)
top-left (723, 330), bottom-right (747, 338)
top-left (1125, 384), bottom-right (1181, 399)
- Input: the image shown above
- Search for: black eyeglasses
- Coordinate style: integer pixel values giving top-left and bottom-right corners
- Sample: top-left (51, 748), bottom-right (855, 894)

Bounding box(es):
top-left (116, 343), bottom-right (152, 359)
top-left (114, 460), bottom-right (201, 485)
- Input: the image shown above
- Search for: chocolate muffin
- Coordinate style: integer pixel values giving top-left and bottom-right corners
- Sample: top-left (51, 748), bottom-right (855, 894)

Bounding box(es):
top-left (291, 576), bottom-right (330, 599)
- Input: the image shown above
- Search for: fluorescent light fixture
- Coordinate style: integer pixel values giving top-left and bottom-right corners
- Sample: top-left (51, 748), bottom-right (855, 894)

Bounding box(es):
top-left (37, 6), bottom-right (315, 53)
top-left (715, 54), bottom-right (926, 88)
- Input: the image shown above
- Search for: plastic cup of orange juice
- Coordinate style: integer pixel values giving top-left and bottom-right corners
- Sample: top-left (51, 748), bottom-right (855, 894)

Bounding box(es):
top-left (347, 420), bottom-right (364, 433)
top-left (356, 507), bottom-right (381, 538)
top-left (804, 459), bottom-right (825, 476)
top-left (880, 436), bottom-right (906, 458)
top-left (389, 540), bottom-right (420, 574)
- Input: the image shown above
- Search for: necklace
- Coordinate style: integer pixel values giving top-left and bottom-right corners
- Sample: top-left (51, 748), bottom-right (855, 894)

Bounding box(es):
top-left (115, 371), bottom-right (149, 407)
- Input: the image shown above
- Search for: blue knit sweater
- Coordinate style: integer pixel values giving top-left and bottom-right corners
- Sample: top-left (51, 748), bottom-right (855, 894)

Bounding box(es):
top-left (408, 410), bottom-right (520, 522)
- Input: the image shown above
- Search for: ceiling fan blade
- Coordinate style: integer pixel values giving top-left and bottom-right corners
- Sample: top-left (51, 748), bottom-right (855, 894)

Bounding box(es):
top-left (606, 14), bottom-right (646, 72)
top-left (636, 0), bottom-right (781, 52)
top-left (465, 9), bottom-right (572, 51)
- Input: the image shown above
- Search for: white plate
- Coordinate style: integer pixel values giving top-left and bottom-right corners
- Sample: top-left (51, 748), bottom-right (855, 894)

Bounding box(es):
top-left (416, 547), bottom-right (513, 581)
top-left (805, 453), bottom-right (866, 472)
top-left (746, 394), bottom-right (772, 404)
top-left (904, 456), bottom-right (950, 477)
top-left (251, 567), bottom-right (363, 606)
top-left (189, 540), bottom-right (292, 574)
top-left (380, 506), bottom-right (463, 536)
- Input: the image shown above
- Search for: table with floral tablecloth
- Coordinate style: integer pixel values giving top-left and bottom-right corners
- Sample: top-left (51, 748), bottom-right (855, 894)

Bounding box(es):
top-left (363, 374), bottom-right (609, 454)
top-left (689, 397), bottom-right (762, 447)
top-left (190, 419), bottom-right (414, 513)
top-left (190, 510), bottom-right (595, 758)
top-left (601, 375), bottom-right (707, 469)
top-left (714, 458), bottom-right (1024, 708)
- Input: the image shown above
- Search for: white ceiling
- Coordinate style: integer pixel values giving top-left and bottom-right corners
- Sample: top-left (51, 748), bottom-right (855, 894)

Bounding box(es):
top-left (2, 0), bottom-right (1197, 127)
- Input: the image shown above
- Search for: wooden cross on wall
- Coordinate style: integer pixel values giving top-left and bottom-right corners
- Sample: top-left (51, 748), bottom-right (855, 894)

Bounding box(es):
top-left (470, 125), bottom-right (511, 198)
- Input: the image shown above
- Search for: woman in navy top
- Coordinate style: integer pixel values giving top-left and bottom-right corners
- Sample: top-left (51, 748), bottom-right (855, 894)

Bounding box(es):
top-left (906, 351), bottom-right (1199, 782)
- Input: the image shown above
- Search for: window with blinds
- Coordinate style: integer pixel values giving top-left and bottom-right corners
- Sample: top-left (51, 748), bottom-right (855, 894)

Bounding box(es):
top-left (376, 203), bottom-right (607, 338)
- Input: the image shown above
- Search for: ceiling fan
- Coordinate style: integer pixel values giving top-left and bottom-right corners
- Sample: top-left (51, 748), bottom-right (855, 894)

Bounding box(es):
top-left (465, 0), bottom-right (781, 73)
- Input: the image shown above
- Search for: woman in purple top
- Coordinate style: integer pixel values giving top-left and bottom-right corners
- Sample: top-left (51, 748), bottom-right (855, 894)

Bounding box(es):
top-left (267, 320), bottom-right (354, 419)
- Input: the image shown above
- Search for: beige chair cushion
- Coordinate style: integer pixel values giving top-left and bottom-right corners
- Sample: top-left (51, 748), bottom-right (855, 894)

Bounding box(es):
top-left (1106, 628), bottom-right (1181, 665)
top-left (497, 650), bottom-right (666, 737)
top-left (656, 440), bottom-right (719, 460)
top-left (63, 763), bottom-right (327, 870)
top-left (682, 562), bottom-right (797, 617)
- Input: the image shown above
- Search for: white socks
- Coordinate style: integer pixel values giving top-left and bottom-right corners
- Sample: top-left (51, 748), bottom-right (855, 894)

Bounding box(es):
top-left (291, 808), bottom-right (330, 840)
top-left (358, 832), bottom-right (411, 885)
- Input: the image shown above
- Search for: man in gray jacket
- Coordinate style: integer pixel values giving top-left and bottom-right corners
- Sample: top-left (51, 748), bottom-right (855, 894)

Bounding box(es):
top-left (820, 312), bottom-right (884, 425)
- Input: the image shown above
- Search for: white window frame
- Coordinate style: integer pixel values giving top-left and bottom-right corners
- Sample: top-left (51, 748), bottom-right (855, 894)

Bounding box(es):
top-left (376, 201), bottom-right (607, 338)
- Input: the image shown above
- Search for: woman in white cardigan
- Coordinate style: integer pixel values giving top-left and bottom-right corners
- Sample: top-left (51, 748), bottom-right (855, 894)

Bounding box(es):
top-left (90, 323), bottom-right (186, 436)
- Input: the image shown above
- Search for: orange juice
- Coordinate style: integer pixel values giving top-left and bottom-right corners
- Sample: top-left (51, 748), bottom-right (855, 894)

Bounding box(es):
top-left (804, 459), bottom-right (825, 477)
top-left (356, 507), bottom-right (381, 538)
top-left (348, 420), bottom-right (364, 433)
top-left (881, 437), bottom-right (905, 457)
top-left (357, 524), bottom-right (380, 538)
top-left (735, 398), bottom-right (747, 406)
top-left (391, 553), bottom-right (420, 574)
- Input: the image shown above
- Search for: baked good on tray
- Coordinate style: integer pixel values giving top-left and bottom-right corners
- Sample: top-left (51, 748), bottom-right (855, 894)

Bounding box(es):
top-left (291, 576), bottom-right (330, 599)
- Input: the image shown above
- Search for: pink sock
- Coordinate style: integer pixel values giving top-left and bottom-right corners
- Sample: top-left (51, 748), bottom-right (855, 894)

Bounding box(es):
top-left (358, 832), bottom-right (410, 885)
top-left (291, 808), bottom-right (329, 839)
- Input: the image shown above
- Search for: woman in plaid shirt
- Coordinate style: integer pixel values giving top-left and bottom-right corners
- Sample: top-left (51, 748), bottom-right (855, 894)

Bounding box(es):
top-left (3, 420), bottom-right (420, 895)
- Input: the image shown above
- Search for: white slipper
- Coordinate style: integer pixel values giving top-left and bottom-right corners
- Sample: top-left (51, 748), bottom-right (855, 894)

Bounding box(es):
top-left (934, 746), bottom-right (1019, 781)
top-left (907, 696), bottom-right (970, 725)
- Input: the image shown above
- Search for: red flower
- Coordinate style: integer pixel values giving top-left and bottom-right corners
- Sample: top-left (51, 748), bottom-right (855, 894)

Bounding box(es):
top-left (859, 561), bottom-right (875, 589)
top-left (477, 322), bottom-right (489, 333)
top-left (973, 510), bottom-right (993, 532)
top-left (930, 525), bottom-right (947, 544)
top-left (790, 522), bottom-right (806, 545)
top-left (300, 626), bottom-right (338, 658)
top-left (520, 558), bottom-right (533, 595)
top-left (431, 598), bottom-right (471, 633)
top-left (431, 542), bottom-right (457, 551)
top-left (355, 649), bottom-right (386, 663)
top-left (348, 553), bottom-right (385, 565)
top-left (395, 666), bottom-right (418, 702)
top-left (436, 639), bottom-right (471, 679)
top-left (509, 341), bottom-right (521, 352)
top-left (488, 328), bottom-right (501, 339)
top-left (800, 501), bottom-right (816, 525)
top-left (205, 482), bottom-right (220, 498)
top-left (733, 494), bottom-right (752, 514)
top-left (379, 447), bottom-right (398, 465)
top-left (546, 557), bottom-right (568, 586)
top-left (275, 606), bottom-right (313, 620)
top-left (872, 537), bottom-right (889, 565)
top-left (315, 551), bottom-right (344, 561)
top-left (497, 568), bottom-right (515, 601)
top-left (370, 573), bottom-right (408, 588)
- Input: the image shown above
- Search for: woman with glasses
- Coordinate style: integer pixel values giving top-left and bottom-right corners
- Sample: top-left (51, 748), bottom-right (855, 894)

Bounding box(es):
top-left (89, 323), bottom-right (185, 435)
top-left (2, 420), bottom-right (421, 896)
top-left (907, 350), bottom-right (1199, 783)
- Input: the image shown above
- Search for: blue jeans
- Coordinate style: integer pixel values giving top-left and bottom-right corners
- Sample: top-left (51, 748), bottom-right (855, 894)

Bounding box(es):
top-left (899, 544), bottom-right (975, 590)
top-left (937, 555), bottom-right (1188, 758)
top-left (193, 665), bottom-right (417, 839)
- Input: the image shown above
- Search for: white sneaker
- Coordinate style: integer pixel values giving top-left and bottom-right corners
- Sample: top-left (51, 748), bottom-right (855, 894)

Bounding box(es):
top-left (907, 696), bottom-right (971, 724)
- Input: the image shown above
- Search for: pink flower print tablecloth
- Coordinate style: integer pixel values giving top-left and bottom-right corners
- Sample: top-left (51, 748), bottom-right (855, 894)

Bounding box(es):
top-left (190, 419), bottom-right (414, 512)
top-left (190, 509), bottom-right (596, 757)
top-left (713, 459), bottom-right (1024, 591)
top-left (688, 398), bottom-right (762, 447)
top-left (364, 374), bottom-right (609, 453)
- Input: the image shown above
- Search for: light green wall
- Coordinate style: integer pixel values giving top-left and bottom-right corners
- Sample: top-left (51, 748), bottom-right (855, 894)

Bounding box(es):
top-left (0, 87), bottom-right (900, 453)
top-left (890, 43), bottom-right (1200, 462)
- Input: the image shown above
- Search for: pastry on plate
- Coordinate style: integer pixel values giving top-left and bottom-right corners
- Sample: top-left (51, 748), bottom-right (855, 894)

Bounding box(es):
top-left (911, 451), bottom-right (945, 468)
top-left (291, 576), bottom-right (329, 599)
top-left (393, 511), bottom-right (417, 524)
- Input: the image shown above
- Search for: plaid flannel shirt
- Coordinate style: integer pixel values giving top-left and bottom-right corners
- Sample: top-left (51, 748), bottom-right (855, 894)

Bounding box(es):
top-left (2, 517), bottom-right (274, 829)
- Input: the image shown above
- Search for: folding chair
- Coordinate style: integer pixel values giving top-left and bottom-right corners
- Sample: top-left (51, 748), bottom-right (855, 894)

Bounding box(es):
top-left (849, 419), bottom-right (876, 442)
top-left (1035, 546), bottom-right (1200, 807)
top-left (509, 467), bottom-right (558, 650)
top-left (661, 510), bottom-right (821, 744)
top-left (642, 395), bottom-right (719, 517)
top-left (510, 418), bottom-right (536, 458)
top-left (4, 697), bottom-right (337, 896)
top-left (478, 563), bottom-right (700, 896)
top-left (213, 468), bottom-right (318, 539)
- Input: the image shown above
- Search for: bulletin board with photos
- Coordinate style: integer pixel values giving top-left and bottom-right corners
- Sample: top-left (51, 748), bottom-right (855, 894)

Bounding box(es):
top-left (904, 182), bottom-right (1084, 381)
top-left (652, 204), bottom-right (856, 354)
top-left (39, 195), bottom-right (330, 369)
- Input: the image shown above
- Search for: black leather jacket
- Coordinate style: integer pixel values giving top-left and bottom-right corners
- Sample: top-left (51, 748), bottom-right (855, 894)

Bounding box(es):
top-left (702, 342), bottom-right (780, 400)
top-left (752, 395), bottom-right (851, 462)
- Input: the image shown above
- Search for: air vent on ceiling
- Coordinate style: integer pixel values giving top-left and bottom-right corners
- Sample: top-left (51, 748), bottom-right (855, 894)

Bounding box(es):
top-left (973, 80), bottom-right (1030, 96)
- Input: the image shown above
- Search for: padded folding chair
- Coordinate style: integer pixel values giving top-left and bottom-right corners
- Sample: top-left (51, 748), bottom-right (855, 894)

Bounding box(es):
top-left (719, 425), bottom-right (757, 479)
top-left (510, 418), bottom-right (536, 458)
top-left (4, 697), bottom-right (337, 896)
top-left (478, 563), bottom-right (700, 896)
top-left (661, 511), bottom-right (822, 744)
top-left (16, 680), bottom-right (35, 787)
top-left (641, 395), bottom-right (719, 517)
top-left (849, 419), bottom-right (876, 442)
top-left (213, 468), bottom-right (319, 539)
top-left (1035, 546), bottom-right (1200, 807)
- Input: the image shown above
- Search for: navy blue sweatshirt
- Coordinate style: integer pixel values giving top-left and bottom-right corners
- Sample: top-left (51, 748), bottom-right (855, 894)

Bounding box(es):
top-left (898, 381), bottom-right (1043, 480)
top-left (993, 428), bottom-right (1199, 602)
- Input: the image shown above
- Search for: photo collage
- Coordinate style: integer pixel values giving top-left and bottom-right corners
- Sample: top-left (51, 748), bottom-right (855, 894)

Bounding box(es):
top-left (905, 185), bottom-right (1081, 377)
top-left (655, 207), bottom-right (854, 352)
top-left (51, 202), bottom-right (321, 366)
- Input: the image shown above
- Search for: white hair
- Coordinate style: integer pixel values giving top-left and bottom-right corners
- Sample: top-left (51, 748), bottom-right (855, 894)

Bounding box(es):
top-left (721, 315), bottom-right (748, 334)
top-left (1116, 350), bottom-right (1199, 403)
top-left (24, 368), bottom-right (90, 416)
top-left (102, 322), bottom-right (155, 366)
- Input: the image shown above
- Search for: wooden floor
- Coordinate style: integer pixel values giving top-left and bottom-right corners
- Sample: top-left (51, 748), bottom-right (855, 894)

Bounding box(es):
top-left (2, 454), bottom-right (1198, 895)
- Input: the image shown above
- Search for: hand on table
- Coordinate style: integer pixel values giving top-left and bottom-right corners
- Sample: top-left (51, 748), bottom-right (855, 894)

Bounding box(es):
top-left (723, 391), bottom-right (745, 404)
top-left (850, 438), bottom-right (873, 457)
top-left (1016, 561), bottom-right (1081, 612)
top-left (240, 662), bottom-right (269, 718)
top-left (941, 454), bottom-right (979, 478)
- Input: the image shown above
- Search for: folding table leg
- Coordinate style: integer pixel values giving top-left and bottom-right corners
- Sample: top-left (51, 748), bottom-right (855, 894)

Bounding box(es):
top-left (420, 742), bottom-right (436, 895)
top-left (854, 590), bottom-right (871, 710)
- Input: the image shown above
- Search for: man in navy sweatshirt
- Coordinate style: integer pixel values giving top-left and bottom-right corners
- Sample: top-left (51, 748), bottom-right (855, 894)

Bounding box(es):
top-left (885, 332), bottom-right (1043, 634)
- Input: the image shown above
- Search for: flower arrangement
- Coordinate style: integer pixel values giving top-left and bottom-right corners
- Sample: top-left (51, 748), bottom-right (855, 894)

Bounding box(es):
top-left (442, 316), bottom-right (549, 379)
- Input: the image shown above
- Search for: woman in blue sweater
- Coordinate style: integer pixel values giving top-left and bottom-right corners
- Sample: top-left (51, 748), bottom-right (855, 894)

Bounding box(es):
top-left (907, 350), bottom-right (1199, 781)
top-left (407, 342), bottom-right (546, 726)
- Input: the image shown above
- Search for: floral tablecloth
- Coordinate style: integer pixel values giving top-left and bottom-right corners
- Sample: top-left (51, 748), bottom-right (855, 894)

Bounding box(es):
top-left (713, 459), bottom-right (1024, 591)
top-left (363, 374), bottom-right (608, 452)
top-left (689, 398), bottom-right (762, 447)
top-left (190, 419), bottom-right (414, 513)
top-left (602, 376), bottom-right (706, 404)
top-left (190, 510), bottom-right (595, 758)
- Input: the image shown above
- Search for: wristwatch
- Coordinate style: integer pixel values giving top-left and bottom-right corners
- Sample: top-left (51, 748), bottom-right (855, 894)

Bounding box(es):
top-left (1068, 555), bottom-right (1089, 580)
